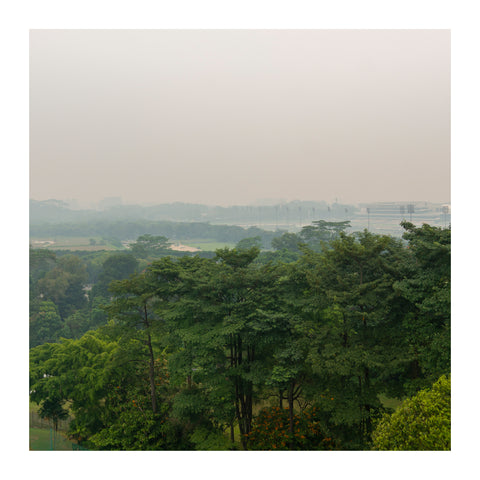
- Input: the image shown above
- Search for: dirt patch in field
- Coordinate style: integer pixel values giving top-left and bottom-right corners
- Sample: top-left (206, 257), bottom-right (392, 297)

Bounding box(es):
top-left (169, 244), bottom-right (200, 252)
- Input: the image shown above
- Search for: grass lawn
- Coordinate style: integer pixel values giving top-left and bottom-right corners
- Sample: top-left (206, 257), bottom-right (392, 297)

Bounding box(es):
top-left (30, 236), bottom-right (235, 252)
top-left (30, 236), bottom-right (120, 251)
top-left (29, 428), bottom-right (76, 451)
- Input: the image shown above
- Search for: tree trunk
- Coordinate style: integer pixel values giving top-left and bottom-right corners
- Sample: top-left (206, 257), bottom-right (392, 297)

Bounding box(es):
top-left (235, 379), bottom-right (247, 449)
top-left (232, 335), bottom-right (254, 449)
top-left (363, 367), bottom-right (371, 437)
top-left (144, 305), bottom-right (157, 414)
top-left (146, 332), bottom-right (157, 414)
top-left (342, 313), bottom-right (348, 347)
top-left (288, 380), bottom-right (295, 449)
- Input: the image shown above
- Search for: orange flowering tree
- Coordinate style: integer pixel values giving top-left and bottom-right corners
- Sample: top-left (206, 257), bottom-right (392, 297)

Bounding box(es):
top-left (246, 406), bottom-right (336, 450)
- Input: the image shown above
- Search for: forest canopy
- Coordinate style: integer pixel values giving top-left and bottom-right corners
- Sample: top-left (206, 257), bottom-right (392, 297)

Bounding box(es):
top-left (29, 221), bottom-right (450, 450)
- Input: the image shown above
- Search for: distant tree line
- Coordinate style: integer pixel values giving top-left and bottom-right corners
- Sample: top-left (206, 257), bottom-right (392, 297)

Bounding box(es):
top-left (30, 219), bottom-right (283, 248)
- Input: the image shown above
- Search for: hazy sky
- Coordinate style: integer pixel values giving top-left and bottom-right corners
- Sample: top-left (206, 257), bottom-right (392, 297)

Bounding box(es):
top-left (30, 29), bottom-right (450, 206)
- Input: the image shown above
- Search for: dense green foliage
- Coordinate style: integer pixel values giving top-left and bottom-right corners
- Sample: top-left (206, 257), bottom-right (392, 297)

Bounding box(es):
top-left (372, 375), bottom-right (451, 450)
top-left (30, 221), bottom-right (450, 450)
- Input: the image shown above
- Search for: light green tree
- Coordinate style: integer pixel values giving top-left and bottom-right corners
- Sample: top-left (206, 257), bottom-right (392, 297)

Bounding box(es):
top-left (372, 375), bottom-right (450, 450)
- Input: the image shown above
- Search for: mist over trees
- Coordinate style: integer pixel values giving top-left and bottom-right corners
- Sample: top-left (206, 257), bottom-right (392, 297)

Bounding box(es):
top-left (30, 199), bottom-right (346, 225)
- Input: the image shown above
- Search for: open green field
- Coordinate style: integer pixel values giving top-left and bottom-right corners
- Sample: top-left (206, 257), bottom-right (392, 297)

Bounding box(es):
top-left (30, 236), bottom-right (236, 252)
top-left (30, 236), bottom-right (121, 251)
top-left (30, 400), bottom-right (79, 450)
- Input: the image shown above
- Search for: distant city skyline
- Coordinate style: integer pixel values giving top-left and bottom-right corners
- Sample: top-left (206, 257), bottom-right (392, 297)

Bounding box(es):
top-left (30, 30), bottom-right (450, 207)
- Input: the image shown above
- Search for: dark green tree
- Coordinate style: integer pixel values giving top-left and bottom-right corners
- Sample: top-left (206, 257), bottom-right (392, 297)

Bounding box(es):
top-left (271, 232), bottom-right (302, 252)
top-left (36, 254), bottom-right (88, 319)
top-left (299, 220), bottom-right (351, 250)
top-left (29, 248), bottom-right (56, 300)
top-left (154, 248), bottom-right (289, 449)
top-left (296, 230), bottom-right (409, 448)
top-left (92, 252), bottom-right (138, 297)
top-left (129, 234), bottom-right (171, 258)
top-left (149, 255), bottom-right (238, 447)
top-left (30, 301), bottom-right (63, 347)
top-left (394, 222), bottom-right (451, 392)
top-left (106, 273), bottom-right (165, 415)
top-left (38, 396), bottom-right (69, 433)
top-left (60, 310), bottom-right (90, 339)
top-left (236, 236), bottom-right (262, 250)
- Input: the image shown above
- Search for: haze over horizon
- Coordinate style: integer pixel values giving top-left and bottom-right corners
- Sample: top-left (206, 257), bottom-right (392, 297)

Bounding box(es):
top-left (29, 196), bottom-right (449, 210)
top-left (30, 30), bottom-right (450, 207)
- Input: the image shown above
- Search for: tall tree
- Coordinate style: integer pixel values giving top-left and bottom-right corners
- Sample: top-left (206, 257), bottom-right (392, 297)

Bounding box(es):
top-left (394, 222), bottom-right (451, 392)
top-left (297, 230), bottom-right (409, 448)
top-left (299, 220), bottom-right (351, 250)
top-left (106, 273), bottom-right (164, 414)
top-left (155, 248), bottom-right (288, 448)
